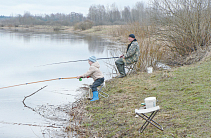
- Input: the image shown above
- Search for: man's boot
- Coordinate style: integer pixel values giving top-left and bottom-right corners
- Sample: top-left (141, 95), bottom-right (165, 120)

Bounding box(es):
top-left (116, 64), bottom-right (126, 78)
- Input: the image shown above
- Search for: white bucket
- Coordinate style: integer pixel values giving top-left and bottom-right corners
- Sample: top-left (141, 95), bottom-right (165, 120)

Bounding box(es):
top-left (144, 97), bottom-right (156, 109)
top-left (147, 67), bottom-right (153, 73)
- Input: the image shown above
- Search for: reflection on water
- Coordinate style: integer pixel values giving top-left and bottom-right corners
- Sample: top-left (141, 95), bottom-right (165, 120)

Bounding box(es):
top-left (0, 29), bottom-right (121, 138)
top-left (3, 29), bottom-right (115, 54)
top-left (85, 35), bottom-right (112, 54)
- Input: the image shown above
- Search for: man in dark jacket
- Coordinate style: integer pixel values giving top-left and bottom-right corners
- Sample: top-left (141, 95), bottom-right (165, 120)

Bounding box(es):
top-left (115, 34), bottom-right (140, 78)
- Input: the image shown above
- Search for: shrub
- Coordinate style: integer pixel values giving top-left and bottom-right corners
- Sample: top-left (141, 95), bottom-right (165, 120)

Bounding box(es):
top-left (150, 0), bottom-right (211, 56)
top-left (74, 20), bottom-right (93, 30)
top-left (53, 27), bottom-right (61, 31)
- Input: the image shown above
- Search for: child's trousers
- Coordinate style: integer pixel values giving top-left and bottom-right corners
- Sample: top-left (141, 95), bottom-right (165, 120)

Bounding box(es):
top-left (90, 77), bottom-right (104, 92)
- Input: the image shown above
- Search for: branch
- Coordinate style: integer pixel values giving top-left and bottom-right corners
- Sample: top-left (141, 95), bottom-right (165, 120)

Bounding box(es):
top-left (22, 85), bottom-right (47, 106)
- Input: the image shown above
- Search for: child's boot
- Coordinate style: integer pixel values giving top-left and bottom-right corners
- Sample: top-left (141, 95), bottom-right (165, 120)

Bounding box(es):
top-left (90, 91), bottom-right (99, 101)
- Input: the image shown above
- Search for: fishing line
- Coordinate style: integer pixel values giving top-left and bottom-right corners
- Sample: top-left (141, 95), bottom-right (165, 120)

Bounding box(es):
top-left (0, 121), bottom-right (64, 128)
top-left (36, 56), bottom-right (119, 67)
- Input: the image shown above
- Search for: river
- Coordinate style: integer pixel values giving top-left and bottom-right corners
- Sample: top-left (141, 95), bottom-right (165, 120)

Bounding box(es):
top-left (0, 29), bottom-right (121, 137)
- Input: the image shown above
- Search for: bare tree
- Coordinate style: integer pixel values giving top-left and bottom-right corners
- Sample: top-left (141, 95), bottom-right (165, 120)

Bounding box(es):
top-left (122, 6), bottom-right (131, 22)
top-left (88, 5), bottom-right (107, 25)
top-left (151, 0), bottom-right (211, 55)
top-left (107, 3), bottom-right (121, 24)
top-left (131, 2), bottom-right (146, 23)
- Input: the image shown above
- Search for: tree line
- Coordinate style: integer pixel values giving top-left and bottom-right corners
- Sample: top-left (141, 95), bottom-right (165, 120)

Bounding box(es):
top-left (87, 2), bottom-right (147, 25)
top-left (1, 12), bottom-right (84, 26)
top-left (0, 2), bottom-right (148, 26)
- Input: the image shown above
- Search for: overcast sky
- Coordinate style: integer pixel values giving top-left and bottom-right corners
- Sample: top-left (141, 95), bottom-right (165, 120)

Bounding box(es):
top-left (0, 0), bottom-right (150, 16)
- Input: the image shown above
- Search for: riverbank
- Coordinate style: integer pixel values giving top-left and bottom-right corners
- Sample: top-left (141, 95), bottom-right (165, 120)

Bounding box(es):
top-left (68, 55), bottom-right (211, 137)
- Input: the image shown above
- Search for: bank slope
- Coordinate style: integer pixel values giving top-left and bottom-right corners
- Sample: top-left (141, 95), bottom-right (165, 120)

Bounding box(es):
top-left (76, 57), bottom-right (211, 138)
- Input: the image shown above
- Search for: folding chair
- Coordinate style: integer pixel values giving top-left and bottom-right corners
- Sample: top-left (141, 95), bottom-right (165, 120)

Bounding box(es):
top-left (125, 62), bottom-right (137, 75)
top-left (98, 82), bottom-right (109, 98)
top-left (135, 106), bottom-right (163, 133)
top-left (88, 82), bottom-right (109, 99)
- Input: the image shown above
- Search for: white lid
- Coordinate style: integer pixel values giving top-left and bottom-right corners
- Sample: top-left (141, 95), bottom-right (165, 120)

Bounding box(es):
top-left (145, 97), bottom-right (156, 100)
top-left (145, 97), bottom-right (156, 101)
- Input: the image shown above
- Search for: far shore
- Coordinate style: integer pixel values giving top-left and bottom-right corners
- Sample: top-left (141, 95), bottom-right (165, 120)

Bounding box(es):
top-left (0, 25), bottom-right (127, 43)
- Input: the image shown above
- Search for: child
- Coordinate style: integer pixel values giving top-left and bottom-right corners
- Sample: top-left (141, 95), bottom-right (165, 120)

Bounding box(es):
top-left (77, 56), bottom-right (104, 101)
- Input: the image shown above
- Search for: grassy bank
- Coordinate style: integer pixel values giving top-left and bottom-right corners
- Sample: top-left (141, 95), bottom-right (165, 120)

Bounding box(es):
top-left (69, 56), bottom-right (211, 137)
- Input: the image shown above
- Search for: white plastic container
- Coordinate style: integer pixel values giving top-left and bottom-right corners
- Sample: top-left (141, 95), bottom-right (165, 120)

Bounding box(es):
top-left (147, 67), bottom-right (153, 73)
top-left (144, 97), bottom-right (156, 109)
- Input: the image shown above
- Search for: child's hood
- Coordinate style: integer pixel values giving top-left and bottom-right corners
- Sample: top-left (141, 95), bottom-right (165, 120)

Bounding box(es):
top-left (91, 61), bottom-right (100, 68)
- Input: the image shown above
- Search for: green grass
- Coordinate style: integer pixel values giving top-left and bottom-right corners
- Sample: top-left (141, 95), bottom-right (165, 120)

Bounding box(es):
top-left (77, 57), bottom-right (211, 137)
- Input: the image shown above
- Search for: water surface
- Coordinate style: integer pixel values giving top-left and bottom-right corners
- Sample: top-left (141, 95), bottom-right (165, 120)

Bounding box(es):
top-left (0, 29), bottom-right (121, 137)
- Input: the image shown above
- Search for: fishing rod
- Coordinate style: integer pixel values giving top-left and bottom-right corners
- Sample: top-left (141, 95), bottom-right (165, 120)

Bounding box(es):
top-left (36, 57), bottom-right (119, 67)
top-left (0, 77), bottom-right (82, 90)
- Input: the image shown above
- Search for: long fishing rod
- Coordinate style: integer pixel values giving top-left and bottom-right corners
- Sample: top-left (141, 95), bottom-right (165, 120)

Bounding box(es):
top-left (0, 77), bottom-right (81, 90)
top-left (37, 57), bottom-right (119, 67)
